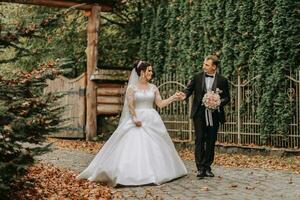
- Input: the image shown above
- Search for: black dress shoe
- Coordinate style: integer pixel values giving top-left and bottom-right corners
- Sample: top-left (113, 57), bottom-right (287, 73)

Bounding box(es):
top-left (196, 170), bottom-right (205, 179)
top-left (205, 170), bottom-right (215, 177)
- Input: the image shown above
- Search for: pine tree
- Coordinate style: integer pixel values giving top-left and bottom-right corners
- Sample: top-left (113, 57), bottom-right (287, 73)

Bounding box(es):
top-left (0, 65), bottom-right (61, 197)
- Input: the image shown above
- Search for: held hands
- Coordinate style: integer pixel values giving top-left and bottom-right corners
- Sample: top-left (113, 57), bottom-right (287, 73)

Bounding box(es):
top-left (175, 91), bottom-right (186, 101)
top-left (168, 92), bottom-right (186, 102)
top-left (170, 92), bottom-right (186, 101)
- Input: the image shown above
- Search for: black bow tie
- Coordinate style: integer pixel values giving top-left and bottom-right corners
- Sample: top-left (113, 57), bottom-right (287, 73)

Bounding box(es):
top-left (205, 74), bottom-right (214, 78)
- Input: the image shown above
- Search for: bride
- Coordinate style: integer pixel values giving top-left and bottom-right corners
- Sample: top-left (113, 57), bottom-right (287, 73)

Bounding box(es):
top-left (76, 60), bottom-right (187, 187)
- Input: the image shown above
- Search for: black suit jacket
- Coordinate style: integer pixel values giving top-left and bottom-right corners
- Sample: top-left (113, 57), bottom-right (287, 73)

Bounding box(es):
top-left (184, 72), bottom-right (230, 124)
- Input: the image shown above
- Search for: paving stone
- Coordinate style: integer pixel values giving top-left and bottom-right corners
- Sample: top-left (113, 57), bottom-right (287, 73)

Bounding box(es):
top-left (36, 146), bottom-right (300, 200)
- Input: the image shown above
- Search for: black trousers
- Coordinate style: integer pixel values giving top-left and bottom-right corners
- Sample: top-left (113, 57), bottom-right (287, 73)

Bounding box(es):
top-left (193, 116), bottom-right (219, 171)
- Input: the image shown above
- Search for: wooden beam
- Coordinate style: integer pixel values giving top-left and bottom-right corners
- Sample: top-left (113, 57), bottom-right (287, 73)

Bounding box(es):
top-left (85, 5), bottom-right (100, 141)
top-left (1, 0), bottom-right (113, 11)
top-left (97, 104), bottom-right (122, 115)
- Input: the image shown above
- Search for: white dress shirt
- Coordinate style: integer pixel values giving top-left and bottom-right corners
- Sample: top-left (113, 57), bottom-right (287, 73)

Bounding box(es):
top-left (204, 73), bottom-right (216, 126)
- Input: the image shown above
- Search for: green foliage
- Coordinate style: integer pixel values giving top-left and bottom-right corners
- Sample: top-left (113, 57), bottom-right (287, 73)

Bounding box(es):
top-left (139, 7), bottom-right (154, 61)
top-left (188, 0), bottom-right (204, 77)
top-left (1, 0), bottom-right (299, 149)
top-left (139, 0), bottom-right (300, 142)
top-left (213, 0), bottom-right (225, 55)
top-left (236, 0), bottom-right (254, 78)
top-left (0, 66), bottom-right (62, 197)
top-left (248, 0), bottom-right (261, 75)
top-left (271, 0), bottom-right (299, 138)
top-left (177, 0), bottom-right (192, 75)
top-left (201, 0), bottom-right (222, 56)
top-left (256, 0), bottom-right (275, 143)
top-left (1, 1), bottom-right (163, 74)
top-left (0, 4), bottom-right (87, 78)
top-left (152, 1), bottom-right (169, 77)
top-left (146, 7), bottom-right (157, 64)
top-left (165, 0), bottom-right (181, 73)
top-left (221, 0), bottom-right (239, 77)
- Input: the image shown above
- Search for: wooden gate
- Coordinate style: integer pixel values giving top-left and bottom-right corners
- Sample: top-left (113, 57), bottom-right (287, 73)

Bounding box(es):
top-left (44, 73), bottom-right (86, 138)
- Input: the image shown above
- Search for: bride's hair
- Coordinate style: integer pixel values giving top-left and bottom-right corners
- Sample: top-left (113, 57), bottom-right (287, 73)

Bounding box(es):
top-left (133, 60), bottom-right (152, 76)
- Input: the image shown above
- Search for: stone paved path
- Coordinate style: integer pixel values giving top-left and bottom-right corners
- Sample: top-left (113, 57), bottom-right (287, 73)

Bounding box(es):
top-left (36, 145), bottom-right (300, 200)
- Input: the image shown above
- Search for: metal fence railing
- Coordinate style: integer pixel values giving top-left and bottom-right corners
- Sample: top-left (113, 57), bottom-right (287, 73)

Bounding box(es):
top-left (155, 70), bottom-right (300, 148)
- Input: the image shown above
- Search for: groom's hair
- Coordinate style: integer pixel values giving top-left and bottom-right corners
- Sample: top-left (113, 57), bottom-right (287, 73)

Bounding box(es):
top-left (205, 55), bottom-right (219, 68)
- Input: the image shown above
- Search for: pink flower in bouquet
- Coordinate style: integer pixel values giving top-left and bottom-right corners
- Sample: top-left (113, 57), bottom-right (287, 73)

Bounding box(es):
top-left (202, 91), bottom-right (221, 110)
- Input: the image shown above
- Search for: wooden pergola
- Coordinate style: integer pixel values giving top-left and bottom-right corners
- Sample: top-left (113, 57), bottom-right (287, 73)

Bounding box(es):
top-left (2, 0), bottom-right (120, 140)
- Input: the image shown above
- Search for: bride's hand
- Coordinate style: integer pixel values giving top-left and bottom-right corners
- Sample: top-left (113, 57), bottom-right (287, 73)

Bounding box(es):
top-left (132, 116), bottom-right (142, 127)
top-left (172, 92), bottom-right (182, 101)
top-left (134, 120), bottom-right (142, 127)
top-left (175, 92), bottom-right (186, 101)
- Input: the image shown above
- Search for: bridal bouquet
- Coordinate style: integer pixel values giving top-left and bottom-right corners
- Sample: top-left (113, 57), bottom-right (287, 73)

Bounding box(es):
top-left (202, 89), bottom-right (221, 110)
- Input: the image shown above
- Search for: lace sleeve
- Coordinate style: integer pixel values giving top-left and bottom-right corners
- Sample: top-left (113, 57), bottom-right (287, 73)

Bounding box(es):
top-left (153, 84), bottom-right (175, 108)
top-left (153, 85), bottom-right (162, 101)
top-left (127, 85), bottom-right (137, 121)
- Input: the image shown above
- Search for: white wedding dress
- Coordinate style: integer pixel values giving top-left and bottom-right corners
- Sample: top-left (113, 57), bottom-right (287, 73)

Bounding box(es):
top-left (76, 81), bottom-right (187, 187)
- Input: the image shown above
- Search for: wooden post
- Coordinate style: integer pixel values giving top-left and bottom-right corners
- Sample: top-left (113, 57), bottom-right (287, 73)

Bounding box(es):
top-left (86, 6), bottom-right (100, 141)
top-left (237, 68), bottom-right (241, 145)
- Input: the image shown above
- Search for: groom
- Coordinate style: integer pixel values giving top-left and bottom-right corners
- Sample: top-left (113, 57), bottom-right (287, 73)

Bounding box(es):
top-left (178, 55), bottom-right (230, 179)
